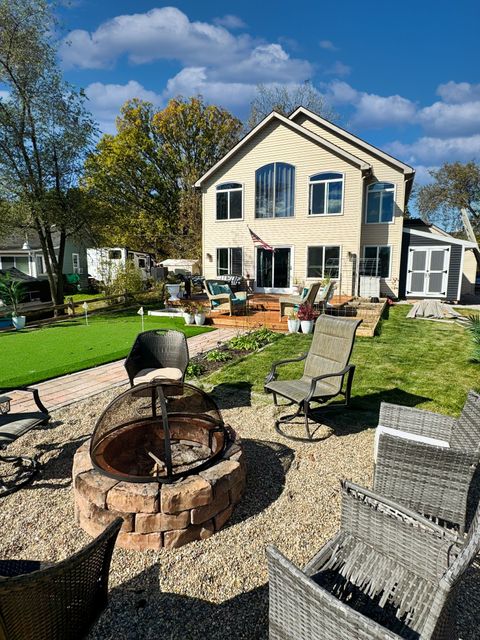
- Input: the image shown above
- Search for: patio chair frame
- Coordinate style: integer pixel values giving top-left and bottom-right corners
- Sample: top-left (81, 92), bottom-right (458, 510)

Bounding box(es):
top-left (278, 281), bottom-right (334, 320)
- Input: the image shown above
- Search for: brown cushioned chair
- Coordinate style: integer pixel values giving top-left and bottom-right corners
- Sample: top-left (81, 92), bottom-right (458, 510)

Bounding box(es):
top-left (124, 329), bottom-right (189, 387)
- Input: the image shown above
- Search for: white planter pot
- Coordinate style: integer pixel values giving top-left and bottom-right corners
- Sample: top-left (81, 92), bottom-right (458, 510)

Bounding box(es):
top-left (183, 313), bottom-right (195, 325)
top-left (166, 284), bottom-right (181, 301)
top-left (291, 285), bottom-right (301, 295)
top-left (301, 320), bottom-right (314, 334)
top-left (12, 315), bottom-right (26, 330)
top-left (287, 318), bottom-right (300, 333)
top-left (194, 313), bottom-right (206, 326)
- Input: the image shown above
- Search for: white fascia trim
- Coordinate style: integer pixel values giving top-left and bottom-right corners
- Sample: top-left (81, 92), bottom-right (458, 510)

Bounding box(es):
top-left (195, 111), bottom-right (370, 187)
top-left (404, 226), bottom-right (478, 248)
top-left (290, 106), bottom-right (415, 175)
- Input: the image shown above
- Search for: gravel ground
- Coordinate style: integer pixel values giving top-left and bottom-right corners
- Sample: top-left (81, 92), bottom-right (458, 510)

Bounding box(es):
top-left (1, 385), bottom-right (479, 640)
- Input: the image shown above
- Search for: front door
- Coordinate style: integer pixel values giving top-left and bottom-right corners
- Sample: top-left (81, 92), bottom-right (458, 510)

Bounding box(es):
top-left (256, 247), bottom-right (291, 292)
top-left (406, 246), bottom-right (450, 297)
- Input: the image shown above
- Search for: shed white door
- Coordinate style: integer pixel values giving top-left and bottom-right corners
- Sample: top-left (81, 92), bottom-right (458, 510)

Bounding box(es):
top-left (406, 246), bottom-right (450, 297)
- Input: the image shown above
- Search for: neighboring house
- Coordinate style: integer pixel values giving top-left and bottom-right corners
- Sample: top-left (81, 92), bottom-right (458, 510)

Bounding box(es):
top-left (0, 230), bottom-right (88, 289)
top-left (87, 247), bottom-right (153, 283)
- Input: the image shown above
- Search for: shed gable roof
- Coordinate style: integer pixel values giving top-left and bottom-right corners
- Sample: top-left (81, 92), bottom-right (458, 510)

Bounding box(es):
top-left (194, 110), bottom-right (371, 187)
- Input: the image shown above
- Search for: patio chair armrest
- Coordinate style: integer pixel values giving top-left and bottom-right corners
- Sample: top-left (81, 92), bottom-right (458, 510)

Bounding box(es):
top-left (379, 402), bottom-right (455, 441)
top-left (1, 387), bottom-right (49, 416)
top-left (234, 291), bottom-right (247, 301)
top-left (306, 365), bottom-right (354, 402)
top-left (374, 436), bottom-right (478, 530)
top-left (265, 353), bottom-right (308, 385)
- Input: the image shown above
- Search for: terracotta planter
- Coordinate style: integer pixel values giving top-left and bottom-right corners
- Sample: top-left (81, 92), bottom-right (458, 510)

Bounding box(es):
top-left (300, 320), bottom-right (314, 334)
top-left (287, 318), bottom-right (300, 333)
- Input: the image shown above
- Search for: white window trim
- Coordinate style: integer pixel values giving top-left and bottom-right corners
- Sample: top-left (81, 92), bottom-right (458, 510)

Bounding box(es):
top-left (362, 245), bottom-right (392, 279)
top-left (215, 182), bottom-right (244, 221)
top-left (305, 244), bottom-right (342, 280)
top-left (365, 182), bottom-right (396, 225)
top-left (72, 252), bottom-right (81, 274)
top-left (308, 172), bottom-right (345, 216)
top-left (216, 247), bottom-right (243, 277)
top-left (255, 162), bottom-right (296, 219)
top-left (406, 245), bottom-right (450, 298)
top-left (254, 244), bottom-right (294, 292)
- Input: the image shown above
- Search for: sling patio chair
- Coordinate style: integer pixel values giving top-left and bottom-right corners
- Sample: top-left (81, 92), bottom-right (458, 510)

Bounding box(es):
top-left (0, 518), bottom-right (122, 640)
top-left (124, 329), bottom-right (189, 386)
top-left (267, 480), bottom-right (480, 640)
top-left (278, 280), bottom-right (334, 320)
top-left (264, 315), bottom-right (362, 441)
top-left (0, 387), bottom-right (50, 497)
top-left (373, 390), bottom-right (480, 534)
top-left (204, 280), bottom-right (247, 316)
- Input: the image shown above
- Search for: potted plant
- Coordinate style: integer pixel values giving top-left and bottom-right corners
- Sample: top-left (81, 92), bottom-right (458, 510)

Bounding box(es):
top-left (0, 274), bottom-right (27, 330)
top-left (165, 273), bottom-right (182, 301)
top-left (183, 304), bottom-right (195, 325)
top-left (298, 302), bottom-right (315, 334)
top-left (286, 308), bottom-right (300, 333)
top-left (194, 302), bottom-right (206, 326)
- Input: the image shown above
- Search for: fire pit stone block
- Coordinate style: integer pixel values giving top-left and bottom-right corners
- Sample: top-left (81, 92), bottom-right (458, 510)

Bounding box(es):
top-left (163, 521), bottom-right (214, 549)
top-left (135, 511), bottom-right (190, 534)
top-left (107, 482), bottom-right (159, 513)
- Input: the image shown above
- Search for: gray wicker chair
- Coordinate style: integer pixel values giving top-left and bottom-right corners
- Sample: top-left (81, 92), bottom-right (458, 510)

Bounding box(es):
top-left (0, 388), bottom-right (50, 497)
top-left (264, 315), bottom-right (362, 441)
top-left (279, 281), bottom-right (334, 320)
top-left (374, 391), bottom-right (480, 534)
top-left (124, 329), bottom-right (189, 386)
top-left (267, 480), bottom-right (480, 640)
top-left (0, 517), bottom-right (122, 640)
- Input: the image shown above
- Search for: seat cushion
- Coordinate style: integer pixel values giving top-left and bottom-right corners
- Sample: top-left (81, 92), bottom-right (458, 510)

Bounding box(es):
top-left (0, 413), bottom-right (48, 445)
top-left (232, 297), bottom-right (246, 305)
top-left (265, 378), bottom-right (337, 404)
top-left (134, 367), bottom-right (183, 385)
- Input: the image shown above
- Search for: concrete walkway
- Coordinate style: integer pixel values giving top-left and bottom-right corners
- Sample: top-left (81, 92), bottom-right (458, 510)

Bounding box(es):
top-left (10, 327), bottom-right (242, 413)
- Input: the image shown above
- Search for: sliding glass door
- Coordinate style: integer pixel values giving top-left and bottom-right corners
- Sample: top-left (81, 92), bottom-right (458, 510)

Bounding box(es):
top-left (256, 247), bottom-right (291, 292)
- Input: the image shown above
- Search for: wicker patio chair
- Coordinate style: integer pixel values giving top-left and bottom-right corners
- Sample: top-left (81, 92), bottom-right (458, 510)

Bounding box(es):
top-left (373, 390), bottom-right (480, 534)
top-left (0, 388), bottom-right (50, 497)
top-left (124, 329), bottom-right (189, 386)
top-left (0, 518), bottom-right (122, 640)
top-left (264, 315), bottom-right (362, 441)
top-left (267, 480), bottom-right (480, 640)
top-left (204, 280), bottom-right (247, 316)
top-left (278, 281), bottom-right (334, 320)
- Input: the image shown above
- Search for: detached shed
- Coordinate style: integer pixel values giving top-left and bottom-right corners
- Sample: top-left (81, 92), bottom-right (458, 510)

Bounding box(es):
top-left (159, 259), bottom-right (200, 276)
top-left (399, 220), bottom-right (478, 302)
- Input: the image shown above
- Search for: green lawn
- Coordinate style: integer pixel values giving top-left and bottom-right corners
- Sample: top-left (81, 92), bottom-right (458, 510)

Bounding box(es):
top-left (64, 292), bottom-right (101, 302)
top-left (0, 310), bottom-right (213, 388)
top-left (205, 305), bottom-right (479, 421)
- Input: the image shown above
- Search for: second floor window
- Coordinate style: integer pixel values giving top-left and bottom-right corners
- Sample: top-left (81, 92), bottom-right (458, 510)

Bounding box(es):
top-left (309, 172), bottom-right (343, 215)
top-left (216, 183), bottom-right (243, 220)
top-left (366, 182), bottom-right (395, 223)
top-left (255, 162), bottom-right (295, 218)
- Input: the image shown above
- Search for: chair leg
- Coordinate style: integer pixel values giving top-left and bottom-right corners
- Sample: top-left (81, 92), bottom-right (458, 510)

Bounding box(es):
top-left (304, 402), bottom-right (312, 440)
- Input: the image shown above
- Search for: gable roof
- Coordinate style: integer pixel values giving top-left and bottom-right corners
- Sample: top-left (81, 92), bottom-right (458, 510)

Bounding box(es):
top-left (289, 107), bottom-right (415, 175)
top-left (403, 225), bottom-right (478, 248)
top-left (194, 110), bottom-right (371, 187)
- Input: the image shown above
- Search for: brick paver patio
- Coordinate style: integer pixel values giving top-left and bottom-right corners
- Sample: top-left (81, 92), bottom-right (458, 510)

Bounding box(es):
top-left (9, 327), bottom-right (242, 413)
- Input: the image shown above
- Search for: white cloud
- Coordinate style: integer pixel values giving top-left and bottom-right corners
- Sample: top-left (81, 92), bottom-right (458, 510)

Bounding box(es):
top-left (436, 81), bottom-right (480, 104)
top-left (164, 67), bottom-right (256, 107)
top-left (324, 61), bottom-right (351, 77)
top-left (323, 80), bottom-right (358, 105)
top-left (353, 93), bottom-right (417, 128)
top-left (319, 40), bottom-right (338, 51)
top-left (418, 100), bottom-right (480, 138)
top-left (386, 135), bottom-right (480, 166)
top-left (213, 14), bottom-right (246, 29)
top-left (85, 80), bottom-right (162, 133)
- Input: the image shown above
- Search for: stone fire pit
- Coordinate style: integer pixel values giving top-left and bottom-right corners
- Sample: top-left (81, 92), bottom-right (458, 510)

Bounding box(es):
top-left (72, 380), bottom-right (246, 550)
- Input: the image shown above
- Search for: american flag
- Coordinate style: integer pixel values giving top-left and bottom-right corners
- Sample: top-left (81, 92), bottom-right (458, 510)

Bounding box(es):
top-left (248, 227), bottom-right (274, 251)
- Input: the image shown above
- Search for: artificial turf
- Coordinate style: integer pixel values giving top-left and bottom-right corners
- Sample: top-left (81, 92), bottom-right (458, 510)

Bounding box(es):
top-left (0, 309), bottom-right (213, 388)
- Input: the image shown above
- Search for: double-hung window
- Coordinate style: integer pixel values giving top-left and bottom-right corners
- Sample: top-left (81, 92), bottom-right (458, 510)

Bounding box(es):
top-left (216, 248), bottom-right (243, 276)
top-left (366, 182), bottom-right (395, 223)
top-left (216, 183), bottom-right (243, 220)
top-left (307, 246), bottom-right (340, 279)
top-left (255, 162), bottom-right (295, 218)
top-left (363, 246), bottom-right (391, 278)
top-left (309, 172), bottom-right (343, 215)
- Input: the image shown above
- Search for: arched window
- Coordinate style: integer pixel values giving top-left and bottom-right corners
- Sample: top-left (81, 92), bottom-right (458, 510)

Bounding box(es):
top-left (216, 182), bottom-right (243, 220)
top-left (366, 182), bottom-right (395, 223)
top-left (309, 172), bottom-right (344, 215)
top-left (255, 162), bottom-right (295, 218)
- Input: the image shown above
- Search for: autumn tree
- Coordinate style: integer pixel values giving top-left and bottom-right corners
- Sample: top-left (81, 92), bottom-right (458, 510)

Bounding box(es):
top-left (247, 82), bottom-right (337, 130)
top-left (0, 0), bottom-right (97, 304)
top-left (86, 96), bottom-right (242, 259)
top-left (416, 161), bottom-right (480, 234)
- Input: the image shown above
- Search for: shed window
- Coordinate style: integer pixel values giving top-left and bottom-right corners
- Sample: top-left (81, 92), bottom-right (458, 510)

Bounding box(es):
top-left (309, 172), bottom-right (343, 215)
top-left (366, 182), bottom-right (395, 223)
top-left (108, 250), bottom-right (122, 260)
top-left (307, 246), bottom-right (340, 278)
top-left (216, 183), bottom-right (243, 220)
top-left (216, 248), bottom-right (243, 276)
top-left (255, 163), bottom-right (295, 218)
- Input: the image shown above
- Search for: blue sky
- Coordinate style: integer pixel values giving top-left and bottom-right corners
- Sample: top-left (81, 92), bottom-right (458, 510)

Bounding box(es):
top-left (57, 0), bottom-right (480, 184)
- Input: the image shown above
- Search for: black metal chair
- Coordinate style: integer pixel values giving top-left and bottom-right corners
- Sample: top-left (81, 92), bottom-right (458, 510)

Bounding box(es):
top-left (0, 388), bottom-right (50, 497)
top-left (0, 518), bottom-right (122, 640)
top-left (124, 329), bottom-right (189, 387)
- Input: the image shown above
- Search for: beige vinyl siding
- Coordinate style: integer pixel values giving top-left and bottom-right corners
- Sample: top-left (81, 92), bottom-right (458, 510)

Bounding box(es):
top-left (461, 249), bottom-right (477, 297)
top-left (202, 120), bottom-right (364, 294)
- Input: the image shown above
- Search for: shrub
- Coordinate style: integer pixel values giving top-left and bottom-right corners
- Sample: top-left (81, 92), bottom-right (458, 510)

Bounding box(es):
top-left (186, 362), bottom-right (205, 377)
top-left (298, 303), bottom-right (315, 321)
top-left (205, 349), bottom-right (232, 362)
top-left (101, 260), bottom-right (144, 297)
top-left (228, 327), bottom-right (278, 351)
top-left (466, 314), bottom-right (480, 363)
